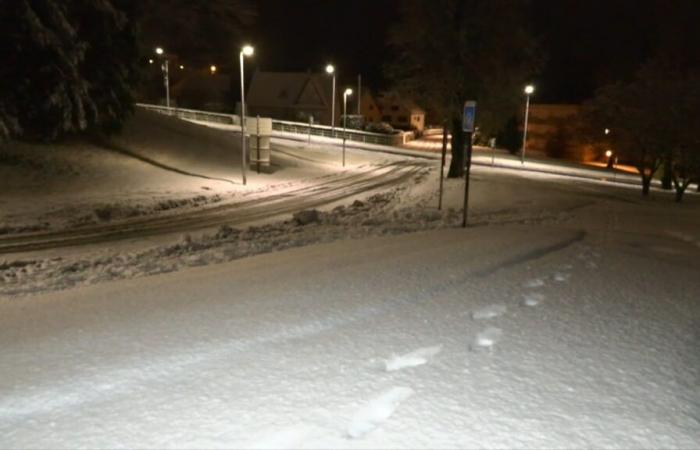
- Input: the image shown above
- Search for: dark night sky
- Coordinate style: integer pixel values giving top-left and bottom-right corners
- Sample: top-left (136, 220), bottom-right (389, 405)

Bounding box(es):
top-left (244, 0), bottom-right (695, 104)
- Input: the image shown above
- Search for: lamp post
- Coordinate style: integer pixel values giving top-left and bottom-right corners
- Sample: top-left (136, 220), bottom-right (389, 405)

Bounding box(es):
top-left (326, 64), bottom-right (336, 130)
top-left (342, 88), bottom-right (353, 167)
top-left (521, 84), bottom-right (535, 164)
top-left (239, 44), bottom-right (254, 186)
top-left (155, 47), bottom-right (169, 108)
top-left (605, 149), bottom-right (614, 169)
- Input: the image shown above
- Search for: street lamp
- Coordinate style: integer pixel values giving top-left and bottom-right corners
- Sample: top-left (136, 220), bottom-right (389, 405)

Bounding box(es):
top-left (521, 84), bottom-right (535, 164)
top-left (210, 65), bottom-right (217, 74)
top-left (605, 149), bottom-right (614, 169)
top-left (155, 47), bottom-right (170, 108)
top-left (239, 44), bottom-right (254, 186)
top-left (342, 88), bottom-right (353, 167)
top-left (326, 64), bottom-right (336, 130)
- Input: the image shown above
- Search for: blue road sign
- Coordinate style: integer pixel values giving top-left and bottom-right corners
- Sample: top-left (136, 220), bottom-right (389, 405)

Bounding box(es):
top-left (462, 101), bottom-right (477, 133)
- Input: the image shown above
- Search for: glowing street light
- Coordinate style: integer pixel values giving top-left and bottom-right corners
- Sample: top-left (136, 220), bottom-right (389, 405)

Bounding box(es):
top-left (210, 65), bottom-right (217, 74)
top-left (155, 47), bottom-right (170, 108)
top-left (326, 64), bottom-right (336, 130)
top-left (239, 44), bottom-right (254, 185)
top-left (179, 64), bottom-right (184, 70)
top-left (148, 59), bottom-right (154, 64)
top-left (342, 88), bottom-right (353, 167)
top-left (605, 149), bottom-right (615, 169)
top-left (521, 84), bottom-right (535, 164)
top-left (605, 128), bottom-right (610, 135)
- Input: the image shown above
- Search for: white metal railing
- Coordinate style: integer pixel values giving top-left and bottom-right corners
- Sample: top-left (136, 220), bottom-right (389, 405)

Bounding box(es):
top-left (136, 103), bottom-right (240, 125)
top-left (136, 103), bottom-right (412, 146)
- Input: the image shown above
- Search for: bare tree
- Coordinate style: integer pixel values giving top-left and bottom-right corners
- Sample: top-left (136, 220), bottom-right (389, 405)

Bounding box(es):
top-left (584, 62), bottom-right (700, 200)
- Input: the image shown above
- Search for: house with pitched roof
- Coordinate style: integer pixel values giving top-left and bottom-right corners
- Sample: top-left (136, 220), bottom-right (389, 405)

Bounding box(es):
top-left (246, 71), bottom-right (338, 126)
top-left (369, 92), bottom-right (426, 132)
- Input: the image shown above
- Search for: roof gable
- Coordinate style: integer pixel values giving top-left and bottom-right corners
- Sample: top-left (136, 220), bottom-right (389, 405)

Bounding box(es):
top-left (295, 78), bottom-right (325, 106)
top-left (247, 71), bottom-right (331, 109)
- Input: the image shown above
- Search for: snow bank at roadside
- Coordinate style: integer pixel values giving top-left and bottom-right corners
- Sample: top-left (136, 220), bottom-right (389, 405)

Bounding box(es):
top-left (0, 189), bottom-right (456, 297)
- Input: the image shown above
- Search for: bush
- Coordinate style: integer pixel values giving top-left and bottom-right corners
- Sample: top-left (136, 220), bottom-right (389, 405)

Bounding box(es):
top-left (497, 115), bottom-right (521, 154)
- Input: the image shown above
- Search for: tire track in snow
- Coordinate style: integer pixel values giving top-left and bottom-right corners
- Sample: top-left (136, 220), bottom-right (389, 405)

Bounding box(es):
top-left (0, 162), bottom-right (426, 254)
top-left (474, 230), bottom-right (586, 277)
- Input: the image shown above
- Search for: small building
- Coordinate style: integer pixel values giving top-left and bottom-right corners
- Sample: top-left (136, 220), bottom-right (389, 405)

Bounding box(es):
top-left (525, 104), bottom-right (597, 162)
top-left (359, 91), bottom-right (382, 123)
top-left (246, 71), bottom-right (337, 125)
top-left (370, 92), bottom-right (426, 132)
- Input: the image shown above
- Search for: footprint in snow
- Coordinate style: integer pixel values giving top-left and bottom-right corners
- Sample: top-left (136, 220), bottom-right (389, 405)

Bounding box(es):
top-left (346, 387), bottom-right (414, 439)
top-left (248, 425), bottom-right (315, 449)
top-left (471, 327), bottom-right (503, 351)
top-left (552, 272), bottom-right (571, 282)
top-left (384, 345), bottom-right (442, 372)
top-left (471, 304), bottom-right (507, 320)
top-left (521, 292), bottom-right (545, 307)
top-left (524, 278), bottom-right (545, 288)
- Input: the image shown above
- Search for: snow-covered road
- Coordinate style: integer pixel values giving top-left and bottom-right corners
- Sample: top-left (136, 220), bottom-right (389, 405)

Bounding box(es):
top-left (0, 160), bottom-right (426, 254)
top-left (1, 221), bottom-right (698, 448)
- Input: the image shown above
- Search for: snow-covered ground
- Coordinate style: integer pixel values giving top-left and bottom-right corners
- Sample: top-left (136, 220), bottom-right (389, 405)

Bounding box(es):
top-left (0, 109), bottom-right (401, 235)
top-left (1, 209), bottom-right (698, 448)
top-left (1, 111), bottom-right (699, 448)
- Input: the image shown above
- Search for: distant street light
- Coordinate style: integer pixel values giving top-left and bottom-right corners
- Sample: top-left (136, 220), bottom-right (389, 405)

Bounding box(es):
top-left (605, 128), bottom-right (610, 135)
top-left (179, 64), bottom-right (184, 70)
top-left (521, 84), bottom-right (535, 164)
top-left (605, 149), bottom-right (614, 169)
top-left (210, 65), bottom-right (217, 74)
top-left (148, 59), bottom-right (154, 64)
top-left (342, 88), bottom-right (353, 167)
top-left (326, 64), bottom-right (336, 130)
top-left (239, 44), bottom-right (254, 186)
top-left (155, 47), bottom-right (170, 108)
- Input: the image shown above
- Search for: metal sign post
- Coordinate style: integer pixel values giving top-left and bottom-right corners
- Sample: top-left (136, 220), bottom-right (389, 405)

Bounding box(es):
top-left (462, 101), bottom-right (476, 228)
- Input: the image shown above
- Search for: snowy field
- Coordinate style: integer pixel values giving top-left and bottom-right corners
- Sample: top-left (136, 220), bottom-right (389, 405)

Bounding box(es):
top-left (1, 112), bottom-right (699, 448)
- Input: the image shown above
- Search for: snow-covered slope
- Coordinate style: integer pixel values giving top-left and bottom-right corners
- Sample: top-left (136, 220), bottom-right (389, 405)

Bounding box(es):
top-left (0, 110), bottom-right (382, 234)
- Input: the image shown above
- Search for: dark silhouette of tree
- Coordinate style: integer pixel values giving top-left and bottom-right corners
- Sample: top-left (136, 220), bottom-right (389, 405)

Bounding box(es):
top-left (0, 0), bottom-right (140, 141)
top-left (496, 115), bottom-right (521, 155)
top-left (385, 0), bottom-right (539, 177)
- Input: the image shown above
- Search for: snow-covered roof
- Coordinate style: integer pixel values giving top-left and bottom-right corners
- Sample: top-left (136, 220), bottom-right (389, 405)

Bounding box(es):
top-left (246, 71), bottom-right (332, 109)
